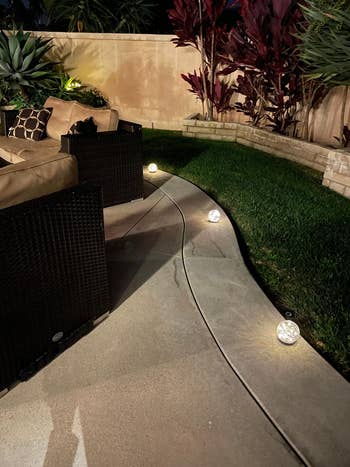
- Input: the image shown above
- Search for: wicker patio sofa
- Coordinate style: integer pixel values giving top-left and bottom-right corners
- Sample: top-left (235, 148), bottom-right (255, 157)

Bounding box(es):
top-left (0, 97), bottom-right (144, 208)
top-left (0, 99), bottom-right (145, 393)
top-left (0, 183), bottom-right (111, 393)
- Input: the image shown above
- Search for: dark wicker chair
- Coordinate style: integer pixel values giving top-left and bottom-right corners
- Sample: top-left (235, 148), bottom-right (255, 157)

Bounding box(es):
top-left (61, 120), bottom-right (144, 207)
top-left (0, 184), bottom-right (110, 392)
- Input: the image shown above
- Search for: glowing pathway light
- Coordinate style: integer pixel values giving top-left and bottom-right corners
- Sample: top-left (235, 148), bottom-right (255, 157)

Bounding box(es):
top-left (277, 320), bottom-right (300, 345)
top-left (148, 163), bottom-right (158, 173)
top-left (208, 209), bottom-right (221, 223)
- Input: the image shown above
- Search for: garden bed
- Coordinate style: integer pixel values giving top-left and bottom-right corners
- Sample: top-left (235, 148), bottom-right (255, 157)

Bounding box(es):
top-left (144, 128), bottom-right (350, 380)
top-left (183, 116), bottom-right (350, 199)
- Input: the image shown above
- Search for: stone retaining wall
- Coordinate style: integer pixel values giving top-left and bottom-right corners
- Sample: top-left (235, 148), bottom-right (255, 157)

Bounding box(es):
top-left (323, 150), bottom-right (350, 198)
top-left (183, 117), bottom-right (350, 199)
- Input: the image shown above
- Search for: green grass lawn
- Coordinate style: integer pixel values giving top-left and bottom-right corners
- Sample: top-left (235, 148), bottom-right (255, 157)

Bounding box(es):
top-left (143, 129), bottom-right (350, 379)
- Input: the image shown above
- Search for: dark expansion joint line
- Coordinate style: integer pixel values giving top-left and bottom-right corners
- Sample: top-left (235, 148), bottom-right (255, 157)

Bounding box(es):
top-left (152, 181), bottom-right (310, 467)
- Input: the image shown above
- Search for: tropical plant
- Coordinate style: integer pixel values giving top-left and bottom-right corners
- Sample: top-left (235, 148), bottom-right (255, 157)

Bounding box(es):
top-left (114, 0), bottom-right (157, 33)
top-left (0, 28), bottom-right (55, 100)
top-left (0, 0), bottom-right (47, 30)
top-left (0, 80), bottom-right (16, 107)
top-left (181, 69), bottom-right (235, 116)
top-left (169, 0), bottom-right (239, 120)
top-left (45, 0), bottom-right (114, 32)
top-left (223, 0), bottom-right (304, 134)
top-left (9, 71), bottom-right (108, 109)
top-left (299, 1), bottom-right (350, 145)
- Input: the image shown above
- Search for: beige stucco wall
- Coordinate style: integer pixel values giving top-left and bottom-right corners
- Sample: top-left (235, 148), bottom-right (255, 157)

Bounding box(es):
top-left (35, 32), bottom-right (202, 130)
top-left (32, 32), bottom-right (350, 145)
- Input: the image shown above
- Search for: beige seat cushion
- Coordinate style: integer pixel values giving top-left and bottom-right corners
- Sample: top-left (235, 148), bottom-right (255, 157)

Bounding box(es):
top-left (45, 96), bottom-right (76, 140)
top-left (0, 152), bottom-right (78, 209)
top-left (69, 102), bottom-right (119, 132)
top-left (0, 135), bottom-right (61, 163)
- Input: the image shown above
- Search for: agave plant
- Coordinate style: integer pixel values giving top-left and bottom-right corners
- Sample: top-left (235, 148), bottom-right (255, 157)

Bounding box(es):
top-left (0, 29), bottom-right (55, 99)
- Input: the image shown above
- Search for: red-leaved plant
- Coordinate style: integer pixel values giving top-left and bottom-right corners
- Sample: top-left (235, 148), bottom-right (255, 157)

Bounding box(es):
top-left (170, 0), bottom-right (329, 138)
top-left (223, 0), bottom-right (304, 133)
top-left (169, 0), bottom-right (239, 120)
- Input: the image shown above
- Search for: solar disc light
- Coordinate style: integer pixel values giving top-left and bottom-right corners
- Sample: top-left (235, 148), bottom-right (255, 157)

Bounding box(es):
top-left (148, 163), bottom-right (158, 173)
top-left (276, 320), bottom-right (300, 345)
top-left (208, 209), bottom-right (221, 223)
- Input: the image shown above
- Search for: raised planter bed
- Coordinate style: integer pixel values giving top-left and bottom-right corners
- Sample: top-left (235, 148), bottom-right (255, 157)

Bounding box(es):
top-left (323, 150), bottom-right (350, 198)
top-left (183, 115), bottom-right (350, 199)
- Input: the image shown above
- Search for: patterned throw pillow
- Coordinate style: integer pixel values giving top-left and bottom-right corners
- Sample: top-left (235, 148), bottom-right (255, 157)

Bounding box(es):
top-left (8, 108), bottom-right (52, 141)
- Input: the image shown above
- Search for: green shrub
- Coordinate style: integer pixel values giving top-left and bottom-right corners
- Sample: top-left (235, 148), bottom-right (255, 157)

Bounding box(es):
top-left (9, 71), bottom-right (108, 109)
top-left (0, 28), bottom-right (55, 99)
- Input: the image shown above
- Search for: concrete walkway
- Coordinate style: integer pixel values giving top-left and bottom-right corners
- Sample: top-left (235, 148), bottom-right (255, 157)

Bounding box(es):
top-left (0, 170), bottom-right (349, 466)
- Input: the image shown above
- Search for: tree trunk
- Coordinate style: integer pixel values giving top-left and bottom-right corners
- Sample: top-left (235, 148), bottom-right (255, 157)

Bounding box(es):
top-left (208, 30), bottom-right (215, 121)
top-left (339, 85), bottom-right (349, 147)
top-left (198, 0), bottom-right (210, 120)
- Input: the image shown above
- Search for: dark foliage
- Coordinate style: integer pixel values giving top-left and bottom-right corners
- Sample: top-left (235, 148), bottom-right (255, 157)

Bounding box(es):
top-left (169, 0), bottom-right (239, 119)
top-left (224, 0), bottom-right (304, 133)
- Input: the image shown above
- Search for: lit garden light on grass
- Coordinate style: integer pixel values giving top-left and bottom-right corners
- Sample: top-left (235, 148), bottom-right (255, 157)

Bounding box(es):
top-left (277, 320), bottom-right (300, 345)
top-left (148, 163), bottom-right (158, 173)
top-left (208, 209), bottom-right (221, 223)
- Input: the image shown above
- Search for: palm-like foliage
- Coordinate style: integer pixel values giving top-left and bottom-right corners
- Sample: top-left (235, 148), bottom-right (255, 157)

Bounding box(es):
top-left (0, 0), bottom-right (47, 30)
top-left (300, 1), bottom-right (350, 85)
top-left (299, 1), bottom-right (350, 145)
top-left (114, 0), bottom-right (157, 33)
top-left (45, 0), bottom-right (114, 32)
top-left (0, 29), bottom-right (55, 97)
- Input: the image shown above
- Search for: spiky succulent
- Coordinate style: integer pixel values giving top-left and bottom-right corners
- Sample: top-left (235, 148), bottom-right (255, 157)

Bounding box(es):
top-left (0, 29), bottom-right (55, 95)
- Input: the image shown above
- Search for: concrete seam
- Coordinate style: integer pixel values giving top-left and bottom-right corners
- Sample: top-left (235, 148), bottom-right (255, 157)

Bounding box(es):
top-left (149, 177), bottom-right (310, 467)
top-left (112, 193), bottom-right (166, 241)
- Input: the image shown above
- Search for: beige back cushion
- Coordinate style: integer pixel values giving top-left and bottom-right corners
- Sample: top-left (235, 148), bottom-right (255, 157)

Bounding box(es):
top-left (45, 96), bottom-right (76, 140)
top-left (0, 152), bottom-right (78, 209)
top-left (69, 102), bottom-right (119, 132)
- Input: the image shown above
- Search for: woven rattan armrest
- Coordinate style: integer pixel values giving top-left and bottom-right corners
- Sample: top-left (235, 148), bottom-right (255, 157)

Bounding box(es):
top-left (118, 119), bottom-right (142, 135)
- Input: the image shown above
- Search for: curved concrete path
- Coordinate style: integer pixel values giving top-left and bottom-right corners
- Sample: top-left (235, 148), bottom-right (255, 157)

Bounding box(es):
top-left (0, 170), bottom-right (349, 466)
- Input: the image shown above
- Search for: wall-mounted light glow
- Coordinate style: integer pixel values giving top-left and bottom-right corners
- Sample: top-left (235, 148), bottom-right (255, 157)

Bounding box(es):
top-left (208, 209), bottom-right (221, 223)
top-left (148, 163), bottom-right (158, 173)
top-left (276, 320), bottom-right (300, 345)
top-left (64, 77), bottom-right (82, 91)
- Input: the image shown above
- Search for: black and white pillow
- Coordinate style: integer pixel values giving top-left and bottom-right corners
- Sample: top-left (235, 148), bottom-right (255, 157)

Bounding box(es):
top-left (8, 108), bottom-right (52, 141)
